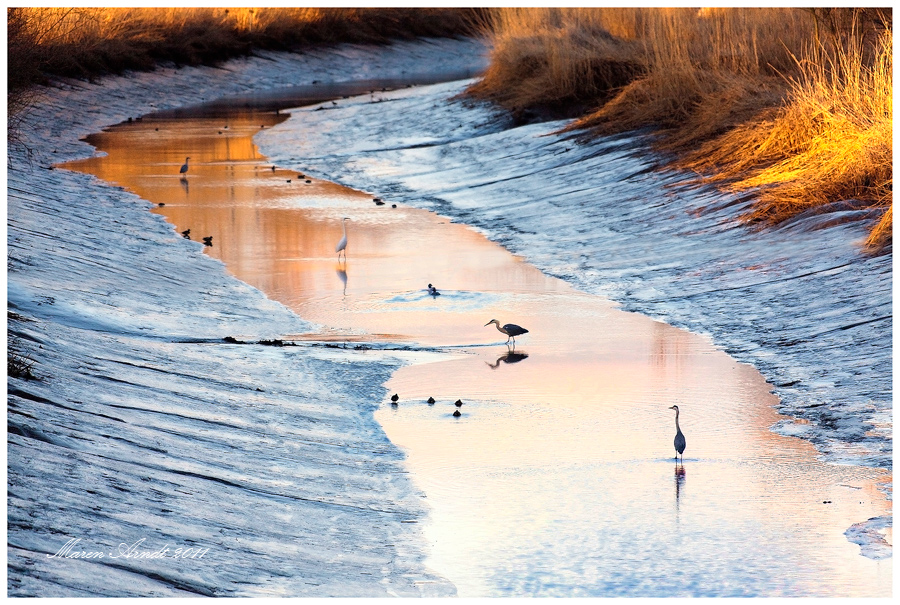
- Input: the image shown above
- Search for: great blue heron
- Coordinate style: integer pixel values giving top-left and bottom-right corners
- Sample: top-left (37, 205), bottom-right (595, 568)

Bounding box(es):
top-left (179, 157), bottom-right (190, 175)
top-left (336, 217), bottom-right (350, 259)
top-left (484, 319), bottom-right (529, 344)
top-left (669, 405), bottom-right (686, 463)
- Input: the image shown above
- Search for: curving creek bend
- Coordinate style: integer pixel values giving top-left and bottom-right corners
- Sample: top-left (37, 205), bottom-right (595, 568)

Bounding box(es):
top-left (60, 78), bottom-right (890, 597)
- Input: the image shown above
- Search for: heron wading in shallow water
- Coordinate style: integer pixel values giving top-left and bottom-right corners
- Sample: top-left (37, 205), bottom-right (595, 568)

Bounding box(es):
top-left (484, 319), bottom-right (529, 345)
top-left (669, 405), bottom-right (686, 464)
top-left (179, 157), bottom-right (190, 175)
top-left (336, 217), bottom-right (350, 260)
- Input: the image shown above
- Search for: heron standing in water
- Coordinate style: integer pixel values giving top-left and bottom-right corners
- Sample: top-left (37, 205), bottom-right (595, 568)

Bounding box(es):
top-left (336, 217), bottom-right (350, 260)
top-left (180, 157), bottom-right (191, 175)
top-left (669, 405), bottom-right (686, 464)
top-left (484, 319), bottom-right (529, 345)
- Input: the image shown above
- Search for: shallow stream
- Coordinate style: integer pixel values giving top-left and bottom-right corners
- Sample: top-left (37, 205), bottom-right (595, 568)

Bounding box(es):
top-left (62, 88), bottom-right (891, 597)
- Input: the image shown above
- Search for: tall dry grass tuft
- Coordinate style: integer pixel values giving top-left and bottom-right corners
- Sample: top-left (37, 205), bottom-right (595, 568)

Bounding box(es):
top-left (466, 8), bottom-right (644, 121)
top-left (683, 28), bottom-right (892, 248)
top-left (571, 8), bottom-right (815, 144)
top-left (468, 7), bottom-right (892, 249)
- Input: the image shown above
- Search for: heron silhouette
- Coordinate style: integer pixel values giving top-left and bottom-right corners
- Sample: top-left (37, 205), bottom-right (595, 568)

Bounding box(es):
top-left (335, 217), bottom-right (350, 260)
top-left (669, 405), bottom-right (686, 464)
top-left (179, 157), bottom-right (190, 175)
top-left (484, 319), bottom-right (529, 345)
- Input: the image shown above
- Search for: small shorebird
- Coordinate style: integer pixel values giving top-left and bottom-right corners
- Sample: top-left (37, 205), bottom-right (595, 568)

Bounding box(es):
top-left (336, 217), bottom-right (350, 260)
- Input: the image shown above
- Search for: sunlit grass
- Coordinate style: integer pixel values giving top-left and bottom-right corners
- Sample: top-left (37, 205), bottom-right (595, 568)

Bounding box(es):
top-left (467, 8), bottom-right (892, 249)
top-left (465, 8), bottom-right (643, 119)
top-left (687, 29), bottom-right (892, 250)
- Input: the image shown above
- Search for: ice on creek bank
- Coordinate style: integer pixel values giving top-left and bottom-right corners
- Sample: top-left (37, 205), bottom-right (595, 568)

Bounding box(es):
top-left (257, 79), bottom-right (892, 475)
top-left (845, 516), bottom-right (893, 560)
top-left (8, 38), bottom-right (488, 597)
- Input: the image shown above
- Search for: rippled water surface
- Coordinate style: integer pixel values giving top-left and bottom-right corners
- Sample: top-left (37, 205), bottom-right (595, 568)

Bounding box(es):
top-left (63, 101), bottom-right (891, 597)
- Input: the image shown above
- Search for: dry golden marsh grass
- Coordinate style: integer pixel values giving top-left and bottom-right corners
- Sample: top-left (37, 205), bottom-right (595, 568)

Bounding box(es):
top-left (7, 7), bottom-right (480, 89)
top-left (468, 8), bottom-right (892, 250)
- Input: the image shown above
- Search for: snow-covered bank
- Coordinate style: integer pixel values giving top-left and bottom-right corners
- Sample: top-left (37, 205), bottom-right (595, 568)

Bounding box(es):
top-left (7, 39), bottom-right (488, 596)
top-left (258, 79), bottom-right (892, 476)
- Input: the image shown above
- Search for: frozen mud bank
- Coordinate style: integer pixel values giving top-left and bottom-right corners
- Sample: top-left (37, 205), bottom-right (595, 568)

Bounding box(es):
top-left (258, 79), bottom-right (892, 475)
top-left (7, 39), bottom-right (488, 596)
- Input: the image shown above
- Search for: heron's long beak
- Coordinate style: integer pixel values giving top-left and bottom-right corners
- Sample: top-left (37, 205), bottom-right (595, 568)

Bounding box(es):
top-left (668, 405), bottom-right (676, 410)
top-left (484, 321), bottom-right (492, 326)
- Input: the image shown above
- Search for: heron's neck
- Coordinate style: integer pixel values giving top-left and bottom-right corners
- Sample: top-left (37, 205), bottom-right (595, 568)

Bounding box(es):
top-left (674, 410), bottom-right (681, 431)
top-left (494, 322), bottom-right (504, 333)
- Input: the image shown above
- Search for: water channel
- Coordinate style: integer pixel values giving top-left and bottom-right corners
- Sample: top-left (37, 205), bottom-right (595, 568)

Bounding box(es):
top-left (61, 84), bottom-right (891, 597)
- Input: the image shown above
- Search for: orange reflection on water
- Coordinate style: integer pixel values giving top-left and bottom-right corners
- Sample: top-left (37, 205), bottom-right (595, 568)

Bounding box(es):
top-left (64, 111), bottom-right (566, 343)
top-left (62, 108), bottom-right (891, 597)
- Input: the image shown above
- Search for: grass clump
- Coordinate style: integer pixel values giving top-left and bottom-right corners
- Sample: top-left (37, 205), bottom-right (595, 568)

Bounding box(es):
top-left (466, 8), bottom-right (643, 122)
top-left (8, 337), bottom-right (37, 381)
top-left (466, 8), bottom-right (892, 250)
top-left (683, 28), bottom-right (893, 250)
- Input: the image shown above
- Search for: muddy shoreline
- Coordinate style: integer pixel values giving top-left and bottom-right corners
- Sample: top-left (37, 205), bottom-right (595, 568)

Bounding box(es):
top-left (7, 39), bottom-right (488, 597)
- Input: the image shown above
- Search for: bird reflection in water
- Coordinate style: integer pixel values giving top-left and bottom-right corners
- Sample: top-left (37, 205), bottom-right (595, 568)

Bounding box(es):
top-left (180, 175), bottom-right (189, 194)
top-left (486, 350), bottom-right (529, 369)
top-left (674, 463), bottom-right (686, 514)
top-left (335, 264), bottom-right (347, 296)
